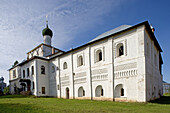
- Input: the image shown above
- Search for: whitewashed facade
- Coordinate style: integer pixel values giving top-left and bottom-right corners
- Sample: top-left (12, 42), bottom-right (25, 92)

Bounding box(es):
top-left (9, 21), bottom-right (163, 102)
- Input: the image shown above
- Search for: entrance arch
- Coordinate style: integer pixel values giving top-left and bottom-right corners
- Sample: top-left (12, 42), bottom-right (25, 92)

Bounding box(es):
top-left (66, 87), bottom-right (69, 99)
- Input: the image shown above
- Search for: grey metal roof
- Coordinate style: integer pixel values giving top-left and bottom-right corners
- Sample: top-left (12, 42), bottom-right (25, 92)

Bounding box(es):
top-left (89, 25), bottom-right (132, 43)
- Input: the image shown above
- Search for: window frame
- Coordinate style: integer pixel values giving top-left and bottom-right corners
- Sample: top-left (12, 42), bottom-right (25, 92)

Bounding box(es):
top-left (77, 55), bottom-right (84, 67)
top-left (63, 62), bottom-right (68, 70)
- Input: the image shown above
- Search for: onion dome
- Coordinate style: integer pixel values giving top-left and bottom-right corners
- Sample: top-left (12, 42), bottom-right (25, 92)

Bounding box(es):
top-left (42, 25), bottom-right (53, 37)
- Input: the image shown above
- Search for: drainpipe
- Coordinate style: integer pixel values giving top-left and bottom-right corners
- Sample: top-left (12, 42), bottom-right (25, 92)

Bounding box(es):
top-left (112, 40), bottom-right (115, 101)
top-left (35, 60), bottom-right (39, 96)
top-left (58, 57), bottom-right (61, 98)
top-left (71, 52), bottom-right (75, 99)
top-left (89, 46), bottom-right (93, 100)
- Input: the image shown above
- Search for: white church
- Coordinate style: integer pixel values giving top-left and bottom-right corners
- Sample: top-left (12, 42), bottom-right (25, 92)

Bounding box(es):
top-left (9, 20), bottom-right (163, 102)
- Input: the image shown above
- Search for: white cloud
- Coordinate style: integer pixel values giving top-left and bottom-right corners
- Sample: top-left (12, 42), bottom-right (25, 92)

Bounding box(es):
top-left (0, 0), bottom-right (126, 84)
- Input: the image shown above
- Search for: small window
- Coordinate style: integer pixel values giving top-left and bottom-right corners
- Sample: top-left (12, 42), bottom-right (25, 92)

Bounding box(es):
top-left (32, 66), bottom-right (34, 75)
top-left (27, 68), bottom-right (29, 77)
top-left (13, 70), bottom-right (16, 78)
top-left (32, 81), bottom-right (34, 90)
top-left (41, 66), bottom-right (45, 74)
top-left (57, 85), bottom-right (60, 90)
top-left (117, 43), bottom-right (124, 57)
top-left (42, 87), bottom-right (45, 94)
top-left (78, 55), bottom-right (83, 66)
top-left (96, 50), bottom-right (102, 62)
top-left (52, 66), bottom-right (55, 73)
top-left (63, 62), bottom-right (67, 69)
top-left (23, 70), bottom-right (25, 78)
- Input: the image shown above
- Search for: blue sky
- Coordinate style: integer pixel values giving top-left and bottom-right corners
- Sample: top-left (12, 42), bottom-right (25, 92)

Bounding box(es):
top-left (0, 0), bottom-right (170, 84)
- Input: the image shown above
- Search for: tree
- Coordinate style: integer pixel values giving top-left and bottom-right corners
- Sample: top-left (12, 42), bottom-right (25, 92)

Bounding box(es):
top-left (3, 86), bottom-right (10, 95)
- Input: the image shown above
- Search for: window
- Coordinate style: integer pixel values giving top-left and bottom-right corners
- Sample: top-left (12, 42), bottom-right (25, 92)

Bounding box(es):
top-left (78, 55), bottom-right (83, 66)
top-left (95, 85), bottom-right (104, 97)
top-left (32, 81), bottom-right (34, 90)
top-left (117, 43), bottom-right (124, 57)
top-left (52, 66), bottom-right (55, 73)
top-left (13, 70), bottom-right (16, 78)
top-left (96, 50), bottom-right (102, 62)
top-left (78, 87), bottom-right (85, 97)
top-left (41, 66), bottom-right (45, 74)
top-left (31, 66), bottom-right (34, 75)
top-left (27, 68), bottom-right (29, 77)
top-left (42, 87), bottom-right (45, 94)
top-left (57, 85), bottom-right (60, 90)
top-left (23, 70), bottom-right (25, 78)
top-left (63, 62), bottom-right (67, 69)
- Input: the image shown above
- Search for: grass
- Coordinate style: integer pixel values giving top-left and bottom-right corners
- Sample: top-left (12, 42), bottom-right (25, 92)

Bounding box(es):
top-left (0, 95), bottom-right (170, 113)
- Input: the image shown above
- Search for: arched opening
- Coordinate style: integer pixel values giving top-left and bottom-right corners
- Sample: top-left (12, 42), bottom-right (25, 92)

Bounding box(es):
top-left (23, 70), bottom-right (25, 78)
top-left (31, 66), bottom-right (34, 75)
top-left (66, 87), bottom-right (69, 99)
top-left (41, 65), bottom-right (45, 74)
top-left (115, 84), bottom-right (125, 97)
top-left (63, 62), bottom-right (67, 69)
top-left (96, 50), bottom-right (102, 62)
top-left (117, 43), bottom-right (124, 57)
top-left (27, 68), bottom-right (29, 77)
top-left (95, 85), bottom-right (104, 97)
top-left (78, 87), bottom-right (85, 97)
top-left (78, 55), bottom-right (83, 66)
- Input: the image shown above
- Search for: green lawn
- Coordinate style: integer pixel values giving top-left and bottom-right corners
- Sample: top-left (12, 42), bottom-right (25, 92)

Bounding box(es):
top-left (0, 95), bottom-right (170, 113)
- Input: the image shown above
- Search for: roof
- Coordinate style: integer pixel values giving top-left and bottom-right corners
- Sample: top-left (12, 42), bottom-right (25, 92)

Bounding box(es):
top-left (27, 43), bottom-right (64, 54)
top-left (89, 25), bottom-right (132, 43)
top-left (9, 21), bottom-right (163, 70)
top-left (42, 26), bottom-right (53, 37)
top-left (51, 21), bottom-right (163, 60)
top-left (8, 56), bottom-right (48, 71)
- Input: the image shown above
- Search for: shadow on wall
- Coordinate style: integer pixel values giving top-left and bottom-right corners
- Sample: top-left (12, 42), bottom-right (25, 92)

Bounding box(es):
top-left (150, 95), bottom-right (170, 104)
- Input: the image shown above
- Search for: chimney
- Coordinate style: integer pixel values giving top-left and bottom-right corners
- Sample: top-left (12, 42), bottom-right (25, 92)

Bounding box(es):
top-left (52, 48), bottom-right (55, 54)
top-left (150, 24), bottom-right (155, 33)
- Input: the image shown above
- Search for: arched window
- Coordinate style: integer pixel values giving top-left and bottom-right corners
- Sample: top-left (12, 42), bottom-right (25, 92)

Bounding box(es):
top-left (23, 70), bottom-right (25, 78)
top-left (117, 43), bottom-right (124, 57)
top-left (96, 50), bottom-right (102, 62)
top-left (66, 87), bottom-right (69, 99)
top-left (63, 62), bottom-right (67, 69)
top-left (27, 68), bottom-right (29, 77)
top-left (78, 55), bottom-right (83, 66)
top-left (115, 84), bottom-right (125, 97)
top-left (78, 87), bottom-right (85, 97)
top-left (41, 66), bottom-right (45, 74)
top-left (31, 66), bottom-right (34, 75)
top-left (32, 81), bottom-right (35, 90)
top-left (52, 66), bottom-right (55, 73)
top-left (95, 85), bottom-right (104, 97)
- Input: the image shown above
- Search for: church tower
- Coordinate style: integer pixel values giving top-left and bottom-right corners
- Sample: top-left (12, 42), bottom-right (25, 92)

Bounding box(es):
top-left (42, 16), bottom-right (53, 45)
